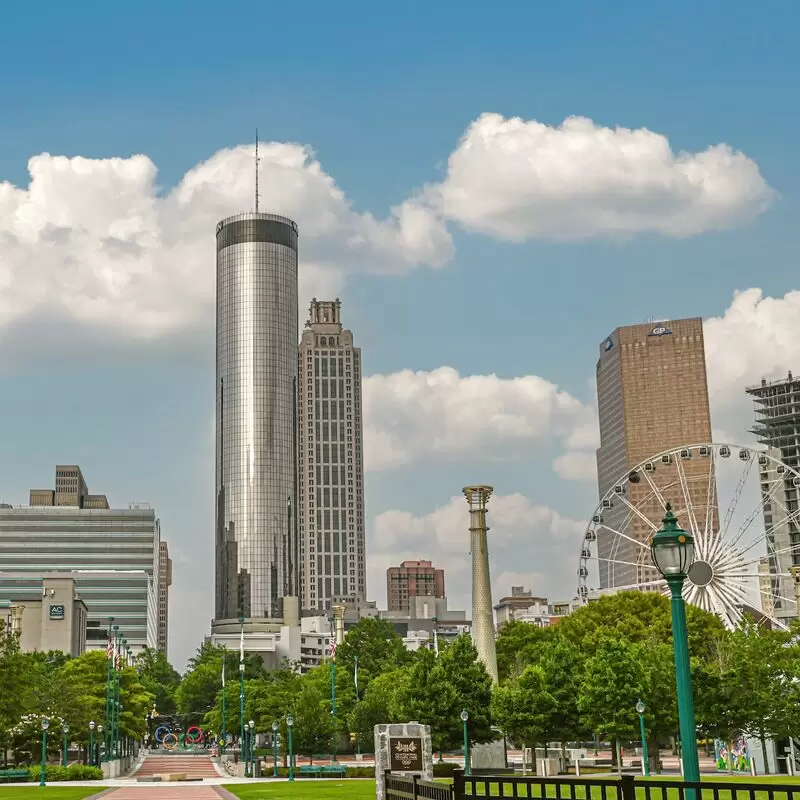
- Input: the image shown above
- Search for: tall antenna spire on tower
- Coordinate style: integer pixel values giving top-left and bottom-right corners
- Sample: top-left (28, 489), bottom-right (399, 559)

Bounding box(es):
top-left (254, 128), bottom-right (260, 213)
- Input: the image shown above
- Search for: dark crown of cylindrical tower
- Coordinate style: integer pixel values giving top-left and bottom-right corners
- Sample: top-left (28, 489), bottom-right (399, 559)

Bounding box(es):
top-left (216, 212), bottom-right (298, 252)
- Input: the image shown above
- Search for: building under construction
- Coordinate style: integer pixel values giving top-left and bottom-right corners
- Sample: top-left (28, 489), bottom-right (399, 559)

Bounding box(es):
top-left (747, 372), bottom-right (800, 624)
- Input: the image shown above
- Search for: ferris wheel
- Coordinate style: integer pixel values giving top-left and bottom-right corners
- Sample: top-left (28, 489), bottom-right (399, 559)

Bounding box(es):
top-left (578, 442), bottom-right (800, 629)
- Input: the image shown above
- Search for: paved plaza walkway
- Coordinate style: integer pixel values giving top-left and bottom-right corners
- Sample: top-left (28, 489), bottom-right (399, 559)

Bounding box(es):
top-left (98, 787), bottom-right (238, 799)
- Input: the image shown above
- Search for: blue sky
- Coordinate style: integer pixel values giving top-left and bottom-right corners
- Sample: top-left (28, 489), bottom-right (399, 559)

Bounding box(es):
top-left (1, 1), bottom-right (799, 669)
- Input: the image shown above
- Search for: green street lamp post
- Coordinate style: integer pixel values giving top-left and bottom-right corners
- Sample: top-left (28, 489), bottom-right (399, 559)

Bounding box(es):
top-left (636, 700), bottom-right (650, 776)
top-left (651, 504), bottom-right (700, 790)
top-left (287, 714), bottom-right (295, 782)
top-left (62, 724), bottom-right (69, 767)
top-left (97, 725), bottom-right (103, 766)
top-left (249, 720), bottom-right (255, 776)
top-left (89, 721), bottom-right (95, 767)
top-left (460, 710), bottom-right (470, 776)
top-left (40, 717), bottom-right (49, 787)
top-left (103, 617), bottom-right (114, 761)
top-left (272, 721), bottom-right (279, 777)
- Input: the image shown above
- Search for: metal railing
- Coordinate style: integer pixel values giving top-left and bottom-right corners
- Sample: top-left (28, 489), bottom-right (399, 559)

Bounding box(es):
top-left (389, 770), bottom-right (800, 800)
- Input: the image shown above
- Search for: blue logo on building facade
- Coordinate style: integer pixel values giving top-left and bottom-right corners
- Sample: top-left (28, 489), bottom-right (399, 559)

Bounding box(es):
top-left (603, 337), bottom-right (614, 351)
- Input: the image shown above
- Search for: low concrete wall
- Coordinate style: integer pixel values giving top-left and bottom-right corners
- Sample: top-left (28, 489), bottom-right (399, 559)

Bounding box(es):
top-left (101, 755), bottom-right (135, 779)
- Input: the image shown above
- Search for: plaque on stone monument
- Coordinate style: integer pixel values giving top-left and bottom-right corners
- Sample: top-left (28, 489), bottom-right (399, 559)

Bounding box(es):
top-left (389, 737), bottom-right (423, 771)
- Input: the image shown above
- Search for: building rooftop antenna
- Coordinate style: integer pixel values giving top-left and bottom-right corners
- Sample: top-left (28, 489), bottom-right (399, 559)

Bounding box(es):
top-left (254, 128), bottom-right (260, 213)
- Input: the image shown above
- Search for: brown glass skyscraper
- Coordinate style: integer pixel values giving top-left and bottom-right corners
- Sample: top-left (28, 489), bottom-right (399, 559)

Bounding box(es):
top-left (595, 317), bottom-right (716, 589)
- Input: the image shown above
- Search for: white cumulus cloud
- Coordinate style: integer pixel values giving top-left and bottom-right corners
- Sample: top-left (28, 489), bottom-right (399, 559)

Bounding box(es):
top-left (0, 141), bottom-right (453, 351)
top-left (427, 112), bottom-right (774, 241)
top-left (362, 366), bottom-right (594, 471)
top-left (368, 493), bottom-right (585, 610)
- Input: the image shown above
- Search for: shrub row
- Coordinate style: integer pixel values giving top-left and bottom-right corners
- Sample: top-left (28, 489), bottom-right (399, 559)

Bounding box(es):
top-left (27, 764), bottom-right (104, 782)
top-left (246, 762), bottom-right (456, 779)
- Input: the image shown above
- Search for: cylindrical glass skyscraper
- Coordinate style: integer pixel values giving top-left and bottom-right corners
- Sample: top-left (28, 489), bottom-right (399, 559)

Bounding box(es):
top-left (214, 213), bottom-right (299, 622)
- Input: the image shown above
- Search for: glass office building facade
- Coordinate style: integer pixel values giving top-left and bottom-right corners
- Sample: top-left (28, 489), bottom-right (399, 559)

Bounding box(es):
top-left (215, 213), bottom-right (300, 623)
top-left (0, 506), bottom-right (160, 651)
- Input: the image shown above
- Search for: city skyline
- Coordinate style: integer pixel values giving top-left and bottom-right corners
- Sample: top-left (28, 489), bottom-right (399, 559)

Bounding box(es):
top-left (1, 1), bottom-right (800, 668)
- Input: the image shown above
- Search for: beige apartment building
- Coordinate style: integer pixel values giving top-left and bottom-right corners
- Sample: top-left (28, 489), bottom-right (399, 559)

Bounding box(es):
top-left (595, 317), bottom-right (717, 589)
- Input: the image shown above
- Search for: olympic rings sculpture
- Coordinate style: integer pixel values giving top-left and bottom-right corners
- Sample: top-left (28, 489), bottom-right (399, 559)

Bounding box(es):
top-left (185, 726), bottom-right (203, 744)
top-left (163, 733), bottom-right (179, 750)
top-left (154, 726), bottom-right (170, 744)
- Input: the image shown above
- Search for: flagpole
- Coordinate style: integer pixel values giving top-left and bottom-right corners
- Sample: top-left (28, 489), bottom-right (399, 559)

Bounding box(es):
top-left (354, 655), bottom-right (360, 757)
top-left (221, 655), bottom-right (227, 754)
top-left (239, 615), bottom-right (247, 777)
top-left (330, 623), bottom-right (337, 764)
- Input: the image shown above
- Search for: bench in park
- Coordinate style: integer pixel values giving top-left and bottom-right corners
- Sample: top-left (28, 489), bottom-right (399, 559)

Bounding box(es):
top-left (0, 769), bottom-right (30, 782)
top-left (297, 764), bottom-right (347, 778)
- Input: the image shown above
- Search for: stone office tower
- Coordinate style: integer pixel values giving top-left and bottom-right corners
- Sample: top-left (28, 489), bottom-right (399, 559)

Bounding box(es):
top-left (298, 299), bottom-right (366, 611)
top-left (214, 213), bottom-right (300, 627)
top-left (595, 318), bottom-right (716, 589)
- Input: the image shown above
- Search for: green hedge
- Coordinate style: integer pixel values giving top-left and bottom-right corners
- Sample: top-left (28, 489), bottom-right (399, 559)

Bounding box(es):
top-left (27, 764), bottom-right (104, 782)
top-left (247, 763), bottom-right (453, 779)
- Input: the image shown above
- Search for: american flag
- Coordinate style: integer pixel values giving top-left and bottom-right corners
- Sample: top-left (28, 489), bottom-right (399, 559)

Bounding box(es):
top-left (107, 638), bottom-right (114, 661)
top-left (116, 652), bottom-right (121, 670)
top-left (329, 639), bottom-right (336, 661)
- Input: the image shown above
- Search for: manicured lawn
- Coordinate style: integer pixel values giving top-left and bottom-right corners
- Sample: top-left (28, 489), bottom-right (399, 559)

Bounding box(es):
top-left (224, 775), bottom-right (800, 800)
top-left (225, 780), bottom-right (376, 800)
top-left (0, 789), bottom-right (103, 800)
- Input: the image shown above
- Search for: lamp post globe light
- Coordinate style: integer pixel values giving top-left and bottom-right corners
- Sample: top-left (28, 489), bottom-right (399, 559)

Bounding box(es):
top-left (249, 720), bottom-right (255, 776)
top-left (650, 504), bottom-right (700, 788)
top-left (62, 723), bottom-right (69, 768)
top-left (460, 709), bottom-right (470, 776)
top-left (40, 717), bottom-right (49, 787)
top-left (89, 721), bottom-right (95, 767)
top-left (97, 725), bottom-right (103, 766)
top-left (272, 721), bottom-right (279, 777)
top-left (287, 713), bottom-right (295, 783)
top-left (635, 700), bottom-right (650, 777)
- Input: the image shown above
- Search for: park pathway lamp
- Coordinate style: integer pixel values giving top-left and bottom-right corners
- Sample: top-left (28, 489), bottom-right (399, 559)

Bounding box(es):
top-left (62, 724), bottom-right (69, 767)
top-left (287, 714), bottom-right (295, 782)
top-left (460, 710), bottom-right (470, 776)
top-left (249, 720), bottom-right (255, 776)
top-left (40, 718), bottom-right (49, 786)
top-left (635, 701), bottom-right (650, 777)
top-left (97, 725), bottom-right (103, 765)
top-left (651, 504), bottom-right (700, 789)
top-left (89, 722), bottom-right (95, 767)
top-left (272, 721), bottom-right (279, 777)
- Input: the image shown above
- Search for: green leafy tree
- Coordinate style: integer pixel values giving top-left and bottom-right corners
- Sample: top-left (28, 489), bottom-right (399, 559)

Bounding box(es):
top-left (557, 590), bottom-right (726, 660)
top-left (177, 643), bottom-right (262, 725)
top-left (396, 647), bottom-right (458, 752)
top-left (335, 617), bottom-right (411, 697)
top-left (724, 620), bottom-right (795, 772)
top-left (491, 665), bottom-right (555, 769)
top-left (538, 637), bottom-right (584, 748)
top-left (496, 620), bottom-right (552, 682)
top-left (0, 630), bottom-right (27, 758)
top-left (438, 635), bottom-right (494, 746)
top-left (136, 648), bottom-right (181, 715)
top-left (577, 638), bottom-right (648, 767)
top-left (349, 668), bottom-right (410, 752)
top-left (291, 683), bottom-right (335, 760)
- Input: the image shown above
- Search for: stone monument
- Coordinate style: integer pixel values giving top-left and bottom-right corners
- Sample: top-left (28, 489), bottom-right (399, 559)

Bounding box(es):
top-left (374, 722), bottom-right (433, 800)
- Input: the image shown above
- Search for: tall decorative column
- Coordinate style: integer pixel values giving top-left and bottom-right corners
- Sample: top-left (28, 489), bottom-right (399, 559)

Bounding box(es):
top-left (463, 485), bottom-right (498, 683)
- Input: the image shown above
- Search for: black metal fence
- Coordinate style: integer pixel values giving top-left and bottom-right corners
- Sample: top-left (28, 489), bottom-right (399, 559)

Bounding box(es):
top-left (386, 770), bottom-right (800, 800)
